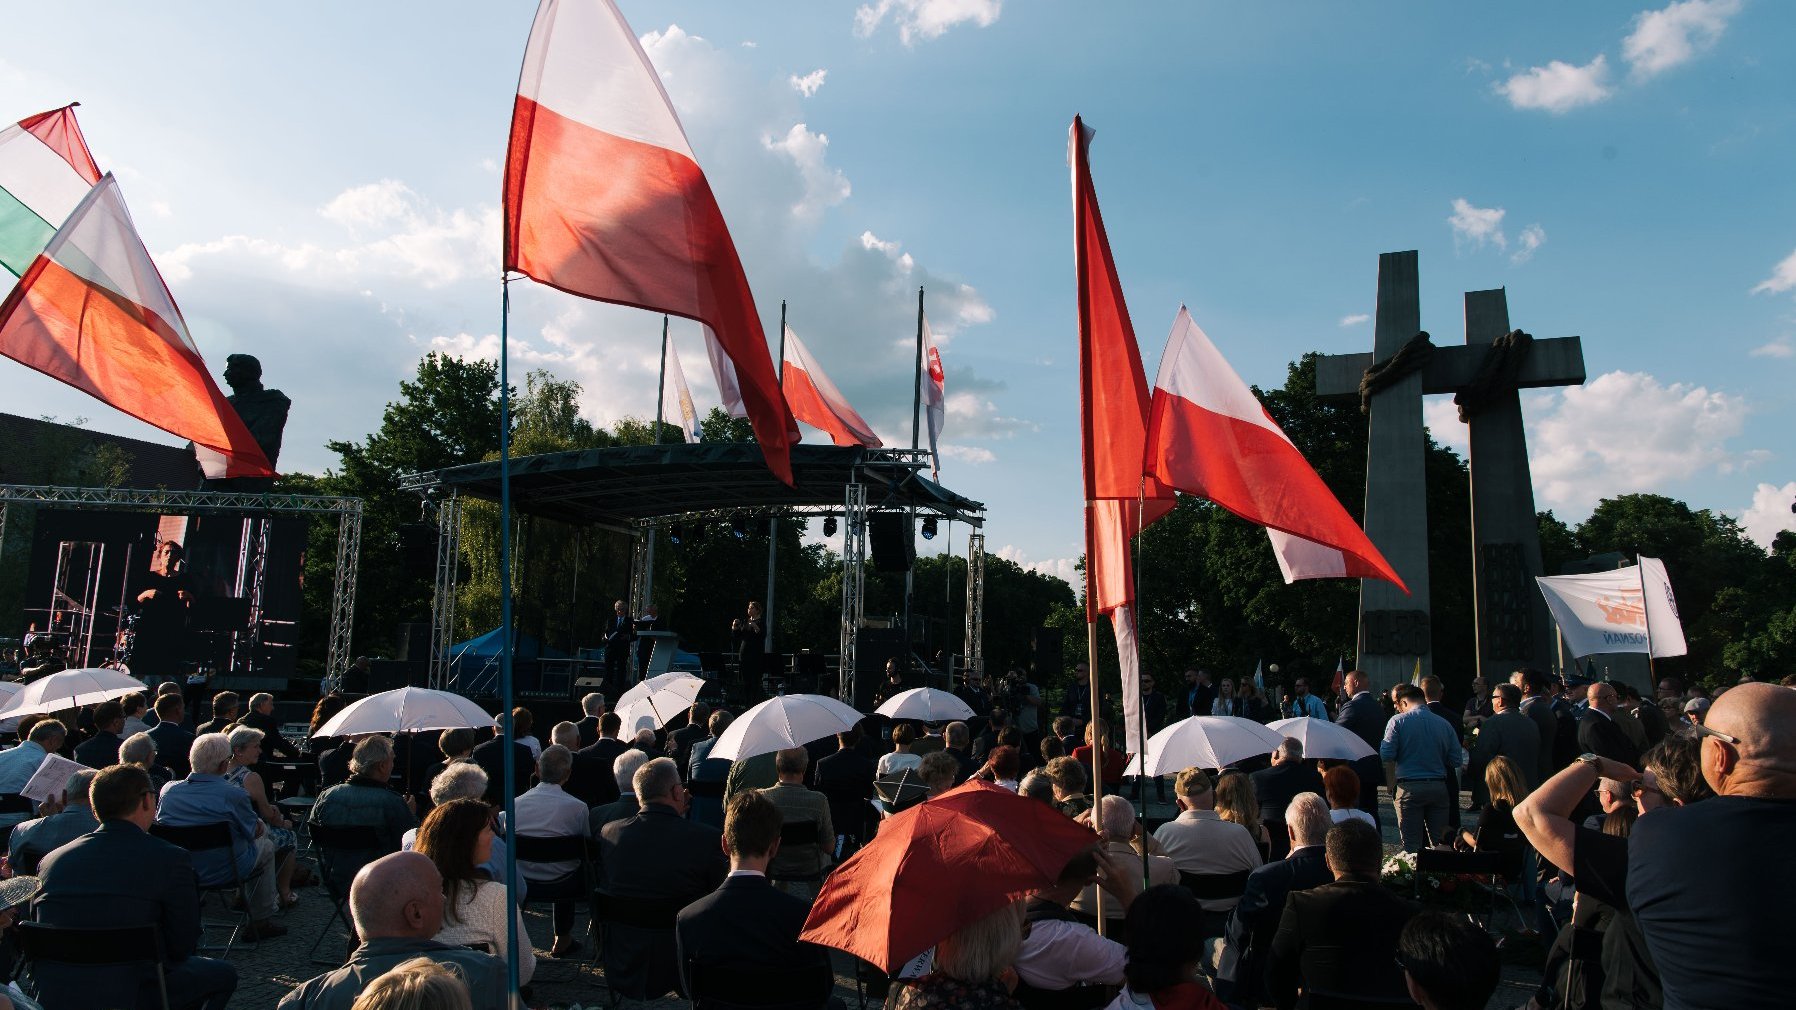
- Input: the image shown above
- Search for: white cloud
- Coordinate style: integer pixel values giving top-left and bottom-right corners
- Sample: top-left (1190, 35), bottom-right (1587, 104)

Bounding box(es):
top-left (1752, 248), bottom-right (1796, 295)
top-left (1496, 55), bottom-right (1614, 113)
top-left (860, 230), bottom-right (913, 272)
top-left (940, 443), bottom-right (996, 464)
top-left (763, 123), bottom-right (851, 220)
top-left (788, 68), bottom-right (827, 97)
top-left (1338, 313), bottom-right (1370, 328)
top-left (1423, 398), bottom-right (1469, 455)
top-left (1448, 198), bottom-right (1507, 252)
top-left (1623, 0), bottom-right (1741, 81)
top-left (1739, 482), bottom-right (1796, 549)
top-left (993, 544), bottom-right (1079, 587)
top-left (1749, 337), bottom-right (1793, 358)
top-left (1512, 223), bottom-right (1547, 264)
top-left (147, 200), bottom-right (173, 219)
top-left (854, 0), bottom-right (1002, 45)
top-left (1527, 370), bottom-right (1755, 513)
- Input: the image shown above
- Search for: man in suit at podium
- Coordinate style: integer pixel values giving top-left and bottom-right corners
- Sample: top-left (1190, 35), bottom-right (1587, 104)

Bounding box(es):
top-left (603, 600), bottom-right (635, 691)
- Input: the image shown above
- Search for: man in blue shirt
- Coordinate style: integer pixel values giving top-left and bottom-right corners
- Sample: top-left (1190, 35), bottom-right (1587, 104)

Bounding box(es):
top-left (156, 732), bottom-right (285, 937)
top-left (0, 719), bottom-right (64, 828)
top-left (1380, 684), bottom-right (1464, 852)
top-left (9, 767), bottom-right (98, 871)
top-left (1285, 678), bottom-right (1328, 720)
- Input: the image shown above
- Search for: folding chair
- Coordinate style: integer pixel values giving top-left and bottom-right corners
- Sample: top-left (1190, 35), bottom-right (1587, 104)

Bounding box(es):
top-left (1178, 869), bottom-right (1253, 940)
top-left (767, 820), bottom-right (831, 888)
top-left (306, 822), bottom-right (386, 965)
top-left (149, 821), bottom-right (264, 957)
top-left (687, 958), bottom-right (835, 1010)
top-left (13, 921), bottom-right (171, 1010)
top-left (0, 793), bottom-right (35, 853)
top-left (591, 891), bottom-right (687, 1006)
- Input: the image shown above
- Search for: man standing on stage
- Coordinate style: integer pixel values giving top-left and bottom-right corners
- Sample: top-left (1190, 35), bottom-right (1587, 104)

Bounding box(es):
top-left (602, 600), bottom-right (634, 691)
top-left (731, 601), bottom-right (765, 697)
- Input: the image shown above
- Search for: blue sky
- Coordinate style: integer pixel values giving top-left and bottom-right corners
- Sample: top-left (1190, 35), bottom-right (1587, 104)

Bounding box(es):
top-left (3, 0), bottom-right (1793, 585)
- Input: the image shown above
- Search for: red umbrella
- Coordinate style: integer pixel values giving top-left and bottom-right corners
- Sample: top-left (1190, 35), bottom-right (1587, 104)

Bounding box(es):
top-left (800, 779), bottom-right (1099, 972)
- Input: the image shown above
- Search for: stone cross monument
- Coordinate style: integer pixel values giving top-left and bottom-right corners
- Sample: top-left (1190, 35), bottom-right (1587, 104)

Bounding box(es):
top-left (1315, 251), bottom-right (1585, 690)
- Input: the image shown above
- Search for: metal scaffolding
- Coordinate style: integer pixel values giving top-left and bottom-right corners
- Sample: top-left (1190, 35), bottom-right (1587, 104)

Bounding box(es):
top-left (837, 482), bottom-right (868, 701)
top-left (0, 484), bottom-right (363, 683)
top-left (963, 532), bottom-right (985, 687)
top-left (426, 495), bottom-right (463, 689)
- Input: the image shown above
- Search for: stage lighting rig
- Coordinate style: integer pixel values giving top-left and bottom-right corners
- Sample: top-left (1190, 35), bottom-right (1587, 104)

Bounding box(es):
top-left (823, 515), bottom-right (838, 537)
top-left (921, 516), bottom-right (938, 540)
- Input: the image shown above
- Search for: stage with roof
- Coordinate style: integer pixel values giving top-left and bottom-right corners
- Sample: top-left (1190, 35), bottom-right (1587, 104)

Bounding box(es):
top-left (400, 442), bottom-right (987, 703)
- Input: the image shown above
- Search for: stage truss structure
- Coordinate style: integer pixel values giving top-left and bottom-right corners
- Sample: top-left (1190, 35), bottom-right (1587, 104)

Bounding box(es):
top-left (0, 484), bottom-right (363, 684)
top-left (963, 532), bottom-right (985, 686)
top-left (838, 482), bottom-right (869, 700)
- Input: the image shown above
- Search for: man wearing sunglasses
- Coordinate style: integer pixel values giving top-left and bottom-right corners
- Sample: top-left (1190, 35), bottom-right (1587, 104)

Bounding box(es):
top-left (1628, 683), bottom-right (1796, 1010)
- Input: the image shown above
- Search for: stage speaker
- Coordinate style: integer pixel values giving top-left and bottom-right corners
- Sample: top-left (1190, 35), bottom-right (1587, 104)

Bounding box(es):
top-left (1032, 627), bottom-right (1064, 682)
top-left (395, 622), bottom-right (433, 662)
top-left (790, 651), bottom-right (827, 694)
top-left (869, 513), bottom-right (915, 573)
top-left (853, 627), bottom-right (907, 710)
top-left (399, 523), bottom-right (437, 579)
top-left (367, 659), bottom-right (423, 693)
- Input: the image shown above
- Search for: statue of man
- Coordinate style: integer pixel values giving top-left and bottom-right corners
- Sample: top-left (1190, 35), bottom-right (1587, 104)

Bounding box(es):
top-left (203, 353), bottom-right (290, 491)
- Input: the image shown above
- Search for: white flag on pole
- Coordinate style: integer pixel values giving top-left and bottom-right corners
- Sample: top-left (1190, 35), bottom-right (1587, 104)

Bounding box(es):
top-left (1536, 559), bottom-right (1687, 660)
top-left (665, 338), bottom-right (703, 443)
top-left (1112, 605), bottom-right (1145, 758)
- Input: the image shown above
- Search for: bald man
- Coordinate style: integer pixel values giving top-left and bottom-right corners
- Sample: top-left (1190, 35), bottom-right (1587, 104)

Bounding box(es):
top-left (1627, 683), bottom-right (1796, 1010)
top-left (278, 852), bottom-right (507, 1010)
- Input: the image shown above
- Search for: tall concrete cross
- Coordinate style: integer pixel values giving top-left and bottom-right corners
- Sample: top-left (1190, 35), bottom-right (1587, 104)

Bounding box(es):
top-left (1315, 251), bottom-right (1585, 691)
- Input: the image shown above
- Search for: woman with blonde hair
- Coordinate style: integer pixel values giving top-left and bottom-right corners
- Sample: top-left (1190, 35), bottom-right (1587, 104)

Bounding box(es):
top-left (349, 956), bottom-right (473, 1010)
top-left (1213, 769), bottom-right (1270, 852)
top-left (893, 900), bottom-right (1026, 1009)
top-left (1460, 755), bottom-right (1528, 874)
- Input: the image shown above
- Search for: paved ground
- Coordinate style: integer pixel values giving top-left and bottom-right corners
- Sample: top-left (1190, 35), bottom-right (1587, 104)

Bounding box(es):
top-left (234, 789), bottom-right (1545, 1009)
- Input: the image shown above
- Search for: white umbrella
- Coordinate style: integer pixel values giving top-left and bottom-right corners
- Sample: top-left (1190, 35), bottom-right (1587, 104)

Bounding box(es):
top-left (1266, 716), bottom-right (1377, 761)
top-left (1124, 715), bottom-right (1286, 777)
top-left (0, 682), bottom-right (27, 732)
top-left (313, 687), bottom-right (497, 738)
top-left (874, 687), bottom-right (975, 724)
top-left (710, 693), bottom-right (865, 763)
top-left (613, 672), bottom-right (706, 727)
top-left (0, 667), bottom-right (145, 719)
top-left (612, 699), bottom-right (664, 737)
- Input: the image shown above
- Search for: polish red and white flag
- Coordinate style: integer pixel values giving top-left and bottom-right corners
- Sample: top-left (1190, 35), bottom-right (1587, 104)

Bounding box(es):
top-left (1144, 306), bottom-right (1406, 591)
top-left (782, 325), bottom-right (882, 448)
top-left (503, 0), bottom-right (797, 482)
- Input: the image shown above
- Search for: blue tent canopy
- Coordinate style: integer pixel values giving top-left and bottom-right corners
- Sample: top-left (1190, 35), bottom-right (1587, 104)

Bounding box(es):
top-left (450, 627), bottom-right (568, 661)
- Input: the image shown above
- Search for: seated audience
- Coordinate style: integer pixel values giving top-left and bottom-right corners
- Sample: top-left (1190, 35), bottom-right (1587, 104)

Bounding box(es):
top-left (878, 723), bottom-right (923, 779)
top-left (1459, 755), bottom-right (1527, 881)
top-left (1396, 910), bottom-right (1501, 1010)
top-left (916, 750), bottom-right (961, 800)
top-left (120, 692), bottom-right (153, 737)
top-left (226, 725), bottom-right (300, 907)
top-left (1017, 771), bottom-right (1057, 806)
top-left (419, 728), bottom-right (475, 796)
top-left (1013, 847), bottom-right (1134, 993)
top-left (73, 700), bottom-right (126, 769)
top-left (1108, 884), bottom-right (1226, 1010)
top-left (121, 730), bottom-right (174, 790)
top-left (759, 747), bottom-right (834, 880)
top-left (470, 722), bottom-right (534, 804)
top-left (347, 957), bottom-right (472, 1010)
top-left (157, 732), bottom-right (285, 937)
top-left (8, 767), bottom-right (98, 872)
top-left (404, 761), bottom-right (522, 901)
top-left (196, 692), bottom-right (239, 737)
top-left (943, 721), bottom-right (974, 783)
top-left (0, 721), bottom-right (63, 830)
top-left (278, 852), bottom-right (505, 1010)
top-left (971, 744), bottom-right (1022, 793)
top-left (669, 702), bottom-right (711, 772)
top-left (242, 691), bottom-right (301, 761)
top-left (311, 735), bottom-right (418, 885)
top-left (686, 711), bottom-right (734, 830)
top-left (1214, 769), bottom-right (1271, 853)
top-left (676, 792), bottom-right (835, 999)
top-left (147, 694), bottom-right (196, 778)
top-left (1070, 719), bottom-right (1128, 792)
top-left (590, 749), bottom-right (652, 837)
top-left (34, 764), bottom-right (238, 1010)
top-left (1266, 819), bottom-right (1416, 1010)
top-left (575, 692), bottom-right (606, 749)
top-left (1321, 764), bottom-right (1375, 828)
top-left (1044, 755), bottom-right (1092, 817)
top-left (513, 744), bottom-right (590, 958)
top-left (1250, 737), bottom-right (1325, 859)
top-left (812, 727), bottom-right (876, 848)
top-left (1215, 794), bottom-right (1334, 1008)
top-left (512, 707), bottom-right (541, 760)
top-left (894, 900), bottom-right (1027, 1010)
top-left (1069, 795), bottom-right (1177, 925)
top-left (1152, 768), bottom-right (1262, 919)
top-left (413, 798), bottom-right (535, 985)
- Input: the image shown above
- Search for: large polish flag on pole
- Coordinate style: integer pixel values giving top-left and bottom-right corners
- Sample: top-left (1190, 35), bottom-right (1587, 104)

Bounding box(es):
top-left (1071, 115), bottom-right (1175, 758)
top-left (1144, 306), bottom-right (1405, 591)
top-left (503, 0), bottom-right (797, 483)
top-left (782, 325), bottom-right (883, 448)
top-left (0, 176), bottom-right (272, 478)
top-left (1, 104), bottom-right (101, 283)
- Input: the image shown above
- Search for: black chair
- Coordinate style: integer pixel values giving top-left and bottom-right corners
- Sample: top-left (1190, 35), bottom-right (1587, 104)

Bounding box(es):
top-left (148, 820), bottom-right (263, 957)
top-left (591, 891), bottom-right (688, 1005)
top-left (513, 833), bottom-right (595, 906)
top-left (306, 822), bottom-right (386, 965)
top-left (1012, 978), bottom-right (1116, 1010)
top-left (687, 958), bottom-right (834, 1010)
top-left (1299, 944), bottom-right (1417, 1009)
top-left (14, 921), bottom-right (172, 1010)
top-left (1179, 868), bottom-right (1253, 939)
top-left (0, 793), bottom-right (35, 851)
top-left (768, 820), bottom-right (831, 887)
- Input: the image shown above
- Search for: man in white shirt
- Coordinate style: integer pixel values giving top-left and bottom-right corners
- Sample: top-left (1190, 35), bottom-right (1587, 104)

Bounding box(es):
top-left (1069, 795), bottom-right (1177, 924)
top-left (1013, 846), bottom-right (1136, 993)
top-left (513, 745), bottom-right (590, 957)
top-left (0, 720), bottom-right (64, 828)
top-left (1152, 767), bottom-right (1263, 918)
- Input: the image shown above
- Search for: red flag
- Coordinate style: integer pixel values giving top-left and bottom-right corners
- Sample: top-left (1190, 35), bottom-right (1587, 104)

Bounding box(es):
top-left (0, 176), bottom-right (272, 478)
top-left (1144, 306), bottom-right (1405, 591)
top-left (18, 105), bottom-right (100, 186)
top-left (1072, 116), bottom-right (1174, 622)
top-left (782, 325), bottom-right (882, 448)
top-left (503, 0), bottom-right (798, 483)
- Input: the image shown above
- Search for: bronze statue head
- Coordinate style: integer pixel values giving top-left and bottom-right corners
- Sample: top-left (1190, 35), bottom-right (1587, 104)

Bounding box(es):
top-left (223, 354), bottom-right (263, 394)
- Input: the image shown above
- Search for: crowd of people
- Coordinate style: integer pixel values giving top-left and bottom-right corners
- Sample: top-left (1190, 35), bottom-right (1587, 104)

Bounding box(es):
top-left (0, 661), bottom-right (1783, 1009)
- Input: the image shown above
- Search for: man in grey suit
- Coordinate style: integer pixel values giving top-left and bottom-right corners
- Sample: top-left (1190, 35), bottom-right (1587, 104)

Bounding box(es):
top-left (1332, 670), bottom-right (1386, 827)
top-left (1467, 684), bottom-right (1541, 801)
top-left (1509, 668), bottom-right (1560, 786)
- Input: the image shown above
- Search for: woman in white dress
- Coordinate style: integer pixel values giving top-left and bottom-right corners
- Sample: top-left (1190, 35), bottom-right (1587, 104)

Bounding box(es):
top-left (414, 798), bottom-right (536, 985)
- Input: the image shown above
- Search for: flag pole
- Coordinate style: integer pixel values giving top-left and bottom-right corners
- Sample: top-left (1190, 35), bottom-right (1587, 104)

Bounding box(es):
top-left (498, 276), bottom-right (520, 1006)
top-left (1083, 500), bottom-right (1106, 935)
top-left (766, 303), bottom-right (786, 655)
top-left (912, 286), bottom-right (924, 452)
top-left (1134, 481), bottom-right (1149, 888)
top-left (654, 315), bottom-right (669, 444)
